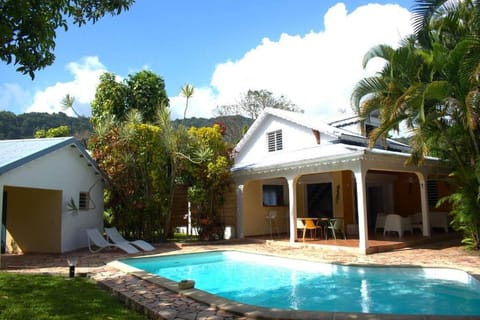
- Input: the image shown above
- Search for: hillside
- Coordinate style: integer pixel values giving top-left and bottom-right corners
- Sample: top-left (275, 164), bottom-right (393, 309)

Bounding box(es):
top-left (0, 111), bottom-right (253, 143)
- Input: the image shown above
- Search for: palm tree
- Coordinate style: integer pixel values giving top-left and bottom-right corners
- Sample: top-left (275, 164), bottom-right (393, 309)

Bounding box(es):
top-left (61, 94), bottom-right (82, 118)
top-left (352, 0), bottom-right (480, 248)
top-left (180, 83), bottom-right (194, 119)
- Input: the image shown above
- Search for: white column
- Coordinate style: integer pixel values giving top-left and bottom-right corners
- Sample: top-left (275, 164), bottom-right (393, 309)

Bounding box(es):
top-left (235, 184), bottom-right (244, 239)
top-left (286, 176), bottom-right (298, 244)
top-left (417, 173), bottom-right (431, 237)
top-left (354, 168), bottom-right (369, 254)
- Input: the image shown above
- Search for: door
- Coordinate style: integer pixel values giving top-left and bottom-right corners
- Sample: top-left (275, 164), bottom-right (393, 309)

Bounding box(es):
top-left (367, 186), bottom-right (384, 230)
top-left (307, 183), bottom-right (333, 218)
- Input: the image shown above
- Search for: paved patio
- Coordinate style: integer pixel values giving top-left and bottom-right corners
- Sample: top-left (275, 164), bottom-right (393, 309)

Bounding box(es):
top-left (2, 236), bottom-right (480, 319)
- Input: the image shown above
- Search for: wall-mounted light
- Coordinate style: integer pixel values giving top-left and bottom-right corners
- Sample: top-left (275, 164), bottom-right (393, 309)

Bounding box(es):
top-left (408, 177), bottom-right (414, 194)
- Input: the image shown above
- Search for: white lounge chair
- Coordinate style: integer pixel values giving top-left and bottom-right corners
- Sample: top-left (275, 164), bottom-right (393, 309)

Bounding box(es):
top-left (86, 228), bottom-right (139, 254)
top-left (105, 227), bottom-right (155, 251)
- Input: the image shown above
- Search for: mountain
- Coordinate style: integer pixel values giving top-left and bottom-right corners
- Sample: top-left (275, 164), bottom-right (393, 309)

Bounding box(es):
top-left (0, 111), bottom-right (253, 143)
top-left (173, 115), bottom-right (253, 144)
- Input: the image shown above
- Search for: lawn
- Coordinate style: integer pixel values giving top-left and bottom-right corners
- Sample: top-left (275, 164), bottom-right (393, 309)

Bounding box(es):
top-left (0, 272), bottom-right (145, 320)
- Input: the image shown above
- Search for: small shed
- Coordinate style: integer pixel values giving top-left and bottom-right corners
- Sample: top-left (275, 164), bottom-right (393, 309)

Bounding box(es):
top-left (0, 137), bottom-right (104, 254)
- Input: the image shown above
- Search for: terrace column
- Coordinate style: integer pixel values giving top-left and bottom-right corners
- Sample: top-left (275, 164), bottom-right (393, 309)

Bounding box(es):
top-left (286, 176), bottom-right (298, 244)
top-left (417, 173), bottom-right (431, 237)
top-left (235, 184), bottom-right (244, 239)
top-left (353, 167), bottom-right (369, 254)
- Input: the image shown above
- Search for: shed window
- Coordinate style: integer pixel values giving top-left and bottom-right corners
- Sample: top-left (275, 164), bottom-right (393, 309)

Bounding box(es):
top-left (79, 192), bottom-right (90, 210)
top-left (267, 130), bottom-right (283, 152)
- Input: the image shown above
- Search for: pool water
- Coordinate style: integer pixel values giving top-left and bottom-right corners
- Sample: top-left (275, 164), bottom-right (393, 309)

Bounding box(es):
top-left (121, 251), bottom-right (480, 316)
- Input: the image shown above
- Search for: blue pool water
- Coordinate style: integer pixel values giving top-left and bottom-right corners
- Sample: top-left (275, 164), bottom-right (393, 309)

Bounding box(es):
top-left (121, 251), bottom-right (480, 316)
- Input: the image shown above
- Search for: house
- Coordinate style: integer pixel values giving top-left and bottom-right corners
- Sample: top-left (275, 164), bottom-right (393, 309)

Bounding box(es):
top-left (0, 137), bottom-right (104, 254)
top-left (231, 108), bottom-right (450, 254)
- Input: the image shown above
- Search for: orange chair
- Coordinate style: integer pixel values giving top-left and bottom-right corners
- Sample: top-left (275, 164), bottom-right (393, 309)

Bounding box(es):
top-left (297, 218), bottom-right (319, 241)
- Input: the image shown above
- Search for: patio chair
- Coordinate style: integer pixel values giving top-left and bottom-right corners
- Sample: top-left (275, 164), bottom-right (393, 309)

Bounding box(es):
top-left (86, 228), bottom-right (139, 254)
top-left (327, 218), bottom-right (346, 240)
top-left (264, 210), bottom-right (279, 238)
top-left (105, 227), bottom-right (155, 251)
top-left (296, 218), bottom-right (319, 241)
top-left (383, 214), bottom-right (413, 238)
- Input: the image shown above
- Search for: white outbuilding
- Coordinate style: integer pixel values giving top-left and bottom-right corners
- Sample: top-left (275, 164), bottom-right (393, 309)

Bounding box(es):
top-left (0, 137), bottom-right (104, 254)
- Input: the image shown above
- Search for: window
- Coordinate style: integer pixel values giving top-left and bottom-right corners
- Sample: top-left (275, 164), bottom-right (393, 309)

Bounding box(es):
top-left (78, 192), bottom-right (90, 210)
top-left (267, 130), bottom-right (283, 152)
top-left (262, 185), bottom-right (285, 206)
top-left (427, 180), bottom-right (438, 208)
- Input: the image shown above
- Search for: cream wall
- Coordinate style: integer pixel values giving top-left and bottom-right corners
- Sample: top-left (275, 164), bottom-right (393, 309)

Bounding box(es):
top-left (5, 186), bottom-right (61, 253)
top-left (242, 179), bottom-right (289, 236)
top-left (0, 145), bottom-right (104, 253)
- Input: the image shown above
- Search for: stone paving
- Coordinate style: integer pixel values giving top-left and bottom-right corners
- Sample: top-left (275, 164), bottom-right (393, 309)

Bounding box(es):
top-left (2, 237), bottom-right (480, 319)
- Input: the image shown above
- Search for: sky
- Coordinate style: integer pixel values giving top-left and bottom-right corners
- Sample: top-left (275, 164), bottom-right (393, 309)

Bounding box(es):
top-left (0, 0), bottom-right (416, 121)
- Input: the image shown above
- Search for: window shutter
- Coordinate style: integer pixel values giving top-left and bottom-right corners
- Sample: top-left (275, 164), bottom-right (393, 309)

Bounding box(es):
top-left (79, 192), bottom-right (90, 210)
top-left (275, 130), bottom-right (283, 150)
top-left (267, 130), bottom-right (283, 152)
top-left (267, 132), bottom-right (276, 152)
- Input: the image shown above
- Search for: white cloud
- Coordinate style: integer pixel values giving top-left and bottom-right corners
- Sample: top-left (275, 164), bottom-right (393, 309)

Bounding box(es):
top-left (26, 56), bottom-right (107, 116)
top-left (209, 3), bottom-right (413, 121)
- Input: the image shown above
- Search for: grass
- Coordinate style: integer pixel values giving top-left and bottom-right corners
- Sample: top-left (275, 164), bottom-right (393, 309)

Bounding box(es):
top-left (0, 272), bottom-right (145, 320)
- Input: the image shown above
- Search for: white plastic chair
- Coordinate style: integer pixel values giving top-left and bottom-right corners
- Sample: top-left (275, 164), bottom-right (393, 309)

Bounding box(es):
top-left (383, 214), bottom-right (412, 238)
top-left (264, 210), bottom-right (278, 237)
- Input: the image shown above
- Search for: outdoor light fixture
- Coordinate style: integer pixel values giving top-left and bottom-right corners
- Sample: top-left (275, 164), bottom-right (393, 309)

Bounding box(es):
top-left (408, 177), bottom-right (414, 194)
top-left (67, 257), bottom-right (78, 278)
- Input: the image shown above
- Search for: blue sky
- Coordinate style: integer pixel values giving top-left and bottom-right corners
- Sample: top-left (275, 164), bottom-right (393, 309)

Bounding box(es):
top-left (0, 1), bottom-right (415, 120)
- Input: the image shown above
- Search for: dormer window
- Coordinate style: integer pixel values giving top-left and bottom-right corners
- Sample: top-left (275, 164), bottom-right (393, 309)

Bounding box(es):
top-left (267, 130), bottom-right (283, 152)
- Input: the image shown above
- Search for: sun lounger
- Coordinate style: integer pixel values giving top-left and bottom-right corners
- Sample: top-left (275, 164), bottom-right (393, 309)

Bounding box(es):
top-left (105, 227), bottom-right (155, 251)
top-left (86, 228), bottom-right (139, 254)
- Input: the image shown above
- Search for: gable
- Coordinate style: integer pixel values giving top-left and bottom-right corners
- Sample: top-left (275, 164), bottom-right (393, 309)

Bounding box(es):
top-left (234, 113), bottom-right (338, 167)
top-left (0, 137), bottom-right (101, 177)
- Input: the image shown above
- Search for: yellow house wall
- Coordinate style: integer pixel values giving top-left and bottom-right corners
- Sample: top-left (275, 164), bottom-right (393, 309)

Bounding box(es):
top-left (5, 186), bottom-right (61, 253)
top-left (242, 180), bottom-right (289, 236)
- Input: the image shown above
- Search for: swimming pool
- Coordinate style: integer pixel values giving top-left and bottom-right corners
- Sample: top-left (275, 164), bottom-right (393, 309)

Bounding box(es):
top-left (120, 250), bottom-right (480, 316)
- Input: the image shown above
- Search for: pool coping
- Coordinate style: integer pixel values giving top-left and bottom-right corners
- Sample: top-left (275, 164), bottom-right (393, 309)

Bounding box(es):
top-left (108, 250), bottom-right (480, 320)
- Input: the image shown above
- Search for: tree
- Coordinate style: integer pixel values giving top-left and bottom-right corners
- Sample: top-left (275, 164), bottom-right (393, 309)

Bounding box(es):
top-left (34, 125), bottom-right (70, 138)
top-left (0, 0), bottom-right (134, 79)
top-left (180, 83), bottom-right (195, 119)
top-left (351, 0), bottom-right (480, 248)
top-left (181, 124), bottom-right (233, 240)
top-left (126, 70), bottom-right (169, 123)
top-left (61, 94), bottom-right (82, 118)
top-left (89, 111), bottom-right (175, 241)
top-left (91, 70), bottom-right (168, 125)
top-left (214, 89), bottom-right (302, 119)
